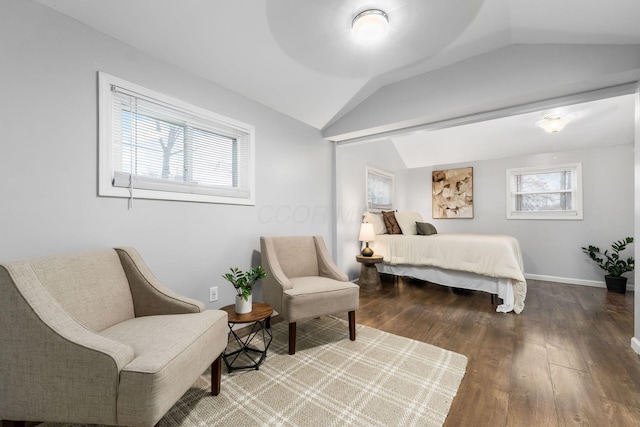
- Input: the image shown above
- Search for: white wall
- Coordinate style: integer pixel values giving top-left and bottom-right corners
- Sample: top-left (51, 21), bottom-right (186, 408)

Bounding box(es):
top-left (406, 145), bottom-right (635, 285)
top-left (337, 140), bottom-right (635, 285)
top-left (0, 0), bottom-right (334, 308)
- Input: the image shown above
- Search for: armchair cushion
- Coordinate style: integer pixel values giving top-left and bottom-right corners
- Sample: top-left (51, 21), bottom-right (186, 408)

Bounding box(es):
top-left (100, 311), bottom-right (227, 426)
top-left (283, 277), bottom-right (359, 322)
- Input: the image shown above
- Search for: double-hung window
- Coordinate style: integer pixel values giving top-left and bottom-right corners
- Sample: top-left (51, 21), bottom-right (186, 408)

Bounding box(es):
top-left (98, 72), bottom-right (255, 205)
top-left (506, 163), bottom-right (582, 220)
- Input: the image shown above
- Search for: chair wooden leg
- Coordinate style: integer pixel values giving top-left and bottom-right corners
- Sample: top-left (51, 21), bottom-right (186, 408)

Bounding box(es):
top-left (348, 311), bottom-right (356, 341)
top-left (289, 322), bottom-right (296, 355)
top-left (211, 354), bottom-right (222, 396)
top-left (2, 421), bottom-right (26, 427)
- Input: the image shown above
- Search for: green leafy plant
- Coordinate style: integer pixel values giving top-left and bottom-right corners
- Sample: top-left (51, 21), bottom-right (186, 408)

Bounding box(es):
top-left (222, 266), bottom-right (266, 301)
top-left (582, 237), bottom-right (635, 277)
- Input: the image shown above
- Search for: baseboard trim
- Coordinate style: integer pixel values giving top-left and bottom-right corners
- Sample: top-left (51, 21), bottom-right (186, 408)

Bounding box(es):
top-left (524, 273), bottom-right (635, 292)
top-left (632, 337), bottom-right (640, 357)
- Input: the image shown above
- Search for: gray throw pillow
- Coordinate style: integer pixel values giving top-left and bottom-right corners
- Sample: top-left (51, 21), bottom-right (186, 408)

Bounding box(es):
top-left (416, 222), bottom-right (437, 236)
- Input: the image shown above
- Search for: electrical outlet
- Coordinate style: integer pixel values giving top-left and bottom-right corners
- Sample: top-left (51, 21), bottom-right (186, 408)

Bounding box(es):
top-left (209, 286), bottom-right (218, 302)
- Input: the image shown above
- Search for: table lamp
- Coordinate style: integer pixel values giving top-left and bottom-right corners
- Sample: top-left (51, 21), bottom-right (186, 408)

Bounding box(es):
top-left (359, 223), bottom-right (375, 257)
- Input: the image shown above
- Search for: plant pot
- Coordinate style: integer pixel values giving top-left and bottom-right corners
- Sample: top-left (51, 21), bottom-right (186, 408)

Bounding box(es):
top-left (235, 294), bottom-right (252, 314)
top-left (604, 276), bottom-right (627, 294)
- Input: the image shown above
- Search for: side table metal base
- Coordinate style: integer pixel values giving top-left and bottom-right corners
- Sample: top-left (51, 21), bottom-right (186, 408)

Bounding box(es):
top-left (223, 317), bottom-right (272, 372)
top-left (220, 302), bottom-right (274, 373)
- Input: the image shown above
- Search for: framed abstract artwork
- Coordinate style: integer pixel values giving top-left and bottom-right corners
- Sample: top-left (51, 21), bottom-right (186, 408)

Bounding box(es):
top-left (432, 167), bottom-right (474, 219)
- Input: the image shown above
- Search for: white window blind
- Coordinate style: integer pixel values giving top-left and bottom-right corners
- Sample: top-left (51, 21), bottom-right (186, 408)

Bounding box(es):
top-left (98, 72), bottom-right (255, 205)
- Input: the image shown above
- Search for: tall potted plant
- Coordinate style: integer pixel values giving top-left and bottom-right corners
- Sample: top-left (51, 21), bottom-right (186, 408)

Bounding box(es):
top-left (581, 237), bottom-right (634, 293)
top-left (222, 266), bottom-right (266, 313)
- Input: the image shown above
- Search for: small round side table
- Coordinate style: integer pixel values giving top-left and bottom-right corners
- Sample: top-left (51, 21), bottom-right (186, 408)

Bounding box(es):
top-left (356, 254), bottom-right (383, 290)
top-left (220, 302), bottom-right (273, 372)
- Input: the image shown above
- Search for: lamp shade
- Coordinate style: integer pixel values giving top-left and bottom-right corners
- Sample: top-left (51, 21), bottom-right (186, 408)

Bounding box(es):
top-left (359, 223), bottom-right (376, 242)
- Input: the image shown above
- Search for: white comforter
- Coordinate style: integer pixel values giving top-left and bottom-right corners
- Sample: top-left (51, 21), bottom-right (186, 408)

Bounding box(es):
top-left (370, 234), bottom-right (527, 313)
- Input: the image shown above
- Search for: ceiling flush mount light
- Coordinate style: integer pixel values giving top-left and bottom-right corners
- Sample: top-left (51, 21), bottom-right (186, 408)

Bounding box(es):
top-left (536, 114), bottom-right (570, 133)
top-left (351, 9), bottom-right (389, 45)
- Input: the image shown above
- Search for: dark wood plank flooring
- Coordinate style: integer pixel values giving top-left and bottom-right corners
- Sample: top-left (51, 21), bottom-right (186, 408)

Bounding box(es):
top-left (343, 275), bottom-right (640, 427)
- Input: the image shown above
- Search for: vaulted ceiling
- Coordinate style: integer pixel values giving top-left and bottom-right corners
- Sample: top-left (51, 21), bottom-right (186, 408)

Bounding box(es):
top-left (34, 0), bottom-right (640, 167)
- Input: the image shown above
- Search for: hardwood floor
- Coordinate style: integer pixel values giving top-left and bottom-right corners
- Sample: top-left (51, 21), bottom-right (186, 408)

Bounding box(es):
top-left (344, 275), bottom-right (640, 427)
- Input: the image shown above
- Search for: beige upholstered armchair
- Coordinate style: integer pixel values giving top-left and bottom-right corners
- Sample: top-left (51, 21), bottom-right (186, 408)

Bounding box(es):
top-left (260, 236), bottom-right (359, 355)
top-left (0, 247), bottom-right (228, 427)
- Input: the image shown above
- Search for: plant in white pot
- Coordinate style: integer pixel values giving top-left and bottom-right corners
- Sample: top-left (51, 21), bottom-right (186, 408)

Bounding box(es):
top-left (582, 237), bottom-right (634, 293)
top-left (222, 266), bottom-right (266, 314)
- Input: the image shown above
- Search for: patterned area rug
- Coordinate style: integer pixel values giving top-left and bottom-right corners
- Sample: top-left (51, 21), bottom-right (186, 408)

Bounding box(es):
top-left (49, 316), bottom-right (467, 427)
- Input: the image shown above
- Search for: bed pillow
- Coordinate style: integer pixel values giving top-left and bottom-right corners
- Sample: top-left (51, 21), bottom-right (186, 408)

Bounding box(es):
top-left (362, 212), bottom-right (387, 235)
top-left (382, 211), bottom-right (402, 234)
top-left (395, 211), bottom-right (424, 235)
top-left (416, 222), bottom-right (438, 236)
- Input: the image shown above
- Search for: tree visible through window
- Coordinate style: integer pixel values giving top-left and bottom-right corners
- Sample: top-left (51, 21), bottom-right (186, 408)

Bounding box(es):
top-left (507, 164), bottom-right (582, 220)
top-left (118, 111), bottom-right (236, 187)
top-left (120, 110), bottom-right (186, 182)
top-left (515, 170), bottom-right (572, 211)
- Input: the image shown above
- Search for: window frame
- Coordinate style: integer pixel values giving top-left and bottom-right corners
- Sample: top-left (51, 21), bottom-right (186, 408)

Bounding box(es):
top-left (366, 166), bottom-right (394, 212)
top-left (98, 72), bottom-right (255, 205)
top-left (506, 163), bottom-right (583, 220)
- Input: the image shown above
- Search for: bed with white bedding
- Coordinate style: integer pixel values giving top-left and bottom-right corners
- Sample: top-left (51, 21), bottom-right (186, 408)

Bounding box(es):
top-left (364, 211), bottom-right (527, 313)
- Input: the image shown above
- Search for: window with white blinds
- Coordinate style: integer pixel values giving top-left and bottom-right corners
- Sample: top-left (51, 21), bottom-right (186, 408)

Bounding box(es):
top-left (98, 72), bottom-right (255, 205)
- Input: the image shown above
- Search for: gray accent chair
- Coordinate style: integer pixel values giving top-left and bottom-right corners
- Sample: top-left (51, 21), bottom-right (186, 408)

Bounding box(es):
top-left (0, 247), bottom-right (228, 427)
top-left (260, 236), bottom-right (359, 355)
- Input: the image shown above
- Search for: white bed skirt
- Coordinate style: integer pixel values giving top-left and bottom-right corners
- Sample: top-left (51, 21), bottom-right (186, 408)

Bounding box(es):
top-left (377, 263), bottom-right (515, 313)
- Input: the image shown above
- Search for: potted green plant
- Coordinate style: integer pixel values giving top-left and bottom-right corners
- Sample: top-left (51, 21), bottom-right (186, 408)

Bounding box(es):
top-left (222, 266), bottom-right (266, 313)
top-left (581, 237), bottom-right (634, 293)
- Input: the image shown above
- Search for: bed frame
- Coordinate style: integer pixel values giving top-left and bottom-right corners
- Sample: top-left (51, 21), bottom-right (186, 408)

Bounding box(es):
top-left (376, 263), bottom-right (515, 313)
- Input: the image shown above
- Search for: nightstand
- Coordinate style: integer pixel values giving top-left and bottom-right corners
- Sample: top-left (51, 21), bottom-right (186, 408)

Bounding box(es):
top-left (355, 254), bottom-right (383, 290)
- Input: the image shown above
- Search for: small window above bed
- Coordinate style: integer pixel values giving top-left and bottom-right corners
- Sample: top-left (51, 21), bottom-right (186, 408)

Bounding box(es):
top-left (506, 163), bottom-right (583, 220)
top-left (366, 166), bottom-right (394, 211)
